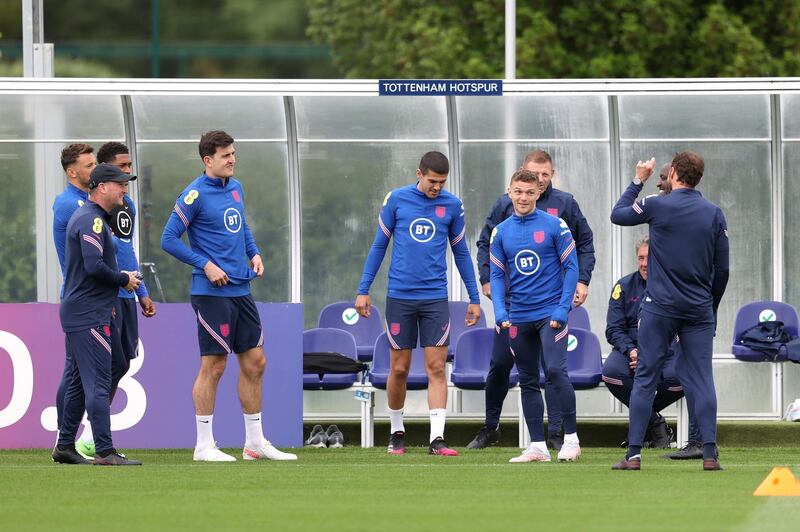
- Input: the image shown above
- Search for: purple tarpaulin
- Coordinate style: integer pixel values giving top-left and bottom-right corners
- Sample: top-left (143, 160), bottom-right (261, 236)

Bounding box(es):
top-left (0, 302), bottom-right (303, 449)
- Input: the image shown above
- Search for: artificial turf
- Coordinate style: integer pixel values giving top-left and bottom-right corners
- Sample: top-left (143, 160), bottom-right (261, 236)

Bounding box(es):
top-left (2, 447), bottom-right (799, 531)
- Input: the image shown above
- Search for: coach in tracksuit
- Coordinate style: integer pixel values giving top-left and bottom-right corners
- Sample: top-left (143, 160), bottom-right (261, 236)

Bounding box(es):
top-left (489, 169), bottom-right (581, 463)
top-left (470, 149), bottom-right (594, 451)
top-left (53, 164), bottom-right (142, 466)
top-left (610, 152), bottom-right (729, 471)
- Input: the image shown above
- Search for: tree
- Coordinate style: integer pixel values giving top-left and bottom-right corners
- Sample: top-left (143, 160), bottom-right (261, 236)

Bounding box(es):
top-left (308, 0), bottom-right (800, 78)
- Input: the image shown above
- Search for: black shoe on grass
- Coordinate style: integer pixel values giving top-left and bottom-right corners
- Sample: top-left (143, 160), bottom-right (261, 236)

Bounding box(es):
top-left (662, 441), bottom-right (704, 460)
top-left (93, 450), bottom-right (142, 466)
top-left (52, 445), bottom-right (91, 465)
top-left (467, 426), bottom-right (499, 449)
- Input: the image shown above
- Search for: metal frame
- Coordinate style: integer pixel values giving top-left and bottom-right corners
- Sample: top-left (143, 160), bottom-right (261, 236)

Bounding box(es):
top-left (284, 96), bottom-right (303, 303)
top-left (6, 78), bottom-right (800, 422)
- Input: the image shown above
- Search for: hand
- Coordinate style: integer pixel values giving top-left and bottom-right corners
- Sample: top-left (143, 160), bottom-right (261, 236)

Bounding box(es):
top-left (550, 308), bottom-right (568, 329)
top-left (355, 294), bottom-right (371, 318)
top-left (139, 296), bottom-right (156, 318)
top-left (122, 270), bottom-right (141, 292)
top-left (251, 254), bottom-right (264, 277)
top-left (629, 348), bottom-right (638, 370)
top-left (481, 282), bottom-right (492, 299)
top-left (635, 157), bottom-right (656, 183)
top-left (500, 320), bottom-right (512, 329)
top-left (573, 282), bottom-right (589, 307)
top-left (204, 261), bottom-right (229, 287)
top-left (465, 304), bottom-right (481, 327)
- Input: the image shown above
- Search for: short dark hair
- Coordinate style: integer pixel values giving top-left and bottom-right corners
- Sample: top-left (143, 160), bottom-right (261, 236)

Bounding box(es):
top-left (418, 151), bottom-right (449, 176)
top-left (96, 142), bottom-right (129, 164)
top-left (523, 150), bottom-right (553, 167)
top-left (672, 151), bottom-right (704, 187)
top-left (199, 130), bottom-right (235, 159)
top-left (60, 143), bottom-right (94, 171)
top-left (510, 169), bottom-right (539, 185)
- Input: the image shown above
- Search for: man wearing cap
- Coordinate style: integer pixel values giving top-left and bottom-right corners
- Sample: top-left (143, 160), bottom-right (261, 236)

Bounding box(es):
top-left (73, 142), bottom-right (158, 458)
top-left (53, 163), bottom-right (143, 466)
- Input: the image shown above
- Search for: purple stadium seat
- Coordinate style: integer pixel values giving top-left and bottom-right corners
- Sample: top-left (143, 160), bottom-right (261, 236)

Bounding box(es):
top-left (369, 332), bottom-right (428, 390)
top-left (447, 301), bottom-right (487, 360)
top-left (303, 328), bottom-right (359, 390)
top-left (565, 327), bottom-right (603, 389)
top-left (731, 301), bottom-right (799, 362)
top-left (538, 327), bottom-right (602, 388)
top-left (450, 327), bottom-right (519, 390)
top-left (568, 306), bottom-right (591, 330)
top-left (318, 301), bottom-right (384, 362)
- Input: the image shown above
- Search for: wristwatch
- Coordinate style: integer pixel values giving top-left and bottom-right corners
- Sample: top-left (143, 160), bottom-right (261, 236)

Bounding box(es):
top-left (632, 176), bottom-right (642, 185)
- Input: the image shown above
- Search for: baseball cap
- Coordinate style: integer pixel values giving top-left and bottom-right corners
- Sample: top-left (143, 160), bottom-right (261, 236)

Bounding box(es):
top-left (89, 163), bottom-right (137, 189)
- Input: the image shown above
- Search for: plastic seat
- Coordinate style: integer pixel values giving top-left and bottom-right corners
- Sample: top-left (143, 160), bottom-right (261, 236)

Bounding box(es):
top-left (447, 301), bottom-right (487, 360)
top-left (538, 327), bottom-right (602, 389)
top-left (303, 328), bottom-right (359, 390)
top-left (369, 332), bottom-right (428, 390)
top-left (731, 301), bottom-right (800, 362)
top-left (568, 306), bottom-right (591, 330)
top-left (565, 327), bottom-right (603, 389)
top-left (450, 327), bottom-right (518, 390)
top-left (318, 301), bottom-right (384, 362)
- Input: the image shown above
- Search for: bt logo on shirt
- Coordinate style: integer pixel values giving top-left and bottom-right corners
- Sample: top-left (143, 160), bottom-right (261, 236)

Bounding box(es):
top-left (409, 218), bottom-right (436, 243)
top-left (224, 207), bottom-right (243, 233)
top-left (514, 249), bottom-right (540, 276)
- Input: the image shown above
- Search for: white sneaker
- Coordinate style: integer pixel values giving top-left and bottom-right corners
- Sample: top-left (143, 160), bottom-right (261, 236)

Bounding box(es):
top-left (509, 443), bottom-right (551, 463)
top-left (784, 399), bottom-right (800, 421)
top-left (193, 444), bottom-right (237, 462)
top-left (243, 439), bottom-right (298, 461)
top-left (557, 440), bottom-right (581, 462)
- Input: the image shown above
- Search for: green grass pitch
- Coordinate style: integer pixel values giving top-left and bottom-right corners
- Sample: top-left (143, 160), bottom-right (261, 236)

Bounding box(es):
top-left (2, 447), bottom-right (800, 531)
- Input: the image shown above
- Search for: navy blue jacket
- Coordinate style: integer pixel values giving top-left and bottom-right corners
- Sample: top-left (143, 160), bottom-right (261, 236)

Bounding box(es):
top-left (477, 183), bottom-right (595, 286)
top-left (605, 269), bottom-right (684, 358)
top-left (610, 183), bottom-right (730, 320)
top-left (605, 271), bottom-right (646, 357)
top-left (60, 201), bottom-right (130, 333)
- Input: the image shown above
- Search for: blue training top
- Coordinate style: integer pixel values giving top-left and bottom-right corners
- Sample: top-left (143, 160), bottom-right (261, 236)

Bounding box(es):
top-left (357, 183), bottom-right (480, 303)
top-left (610, 182), bottom-right (730, 320)
top-left (60, 201), bottom-right (130, 332)
top-left (109, 195), bottom-right (149, 300)
top-left (161, 174), bottom-right (260, 297)
top-left (476, 183), bottom-right (595, 287)
top-left (489, 209), bottom-right (578, 325)
top-left (53, 183), bottom-right (89, 279)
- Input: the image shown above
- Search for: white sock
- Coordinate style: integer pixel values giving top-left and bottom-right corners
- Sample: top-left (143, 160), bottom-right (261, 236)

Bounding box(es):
top-left (79, 422), bottom-right (94, 444)
top-left (388, 407), bottom-right (405, 434)
top-left (530, 441), bottom-right (549, 454)
top-left (564, 432), bottom-right (579, 445)
top-left (429, 408), bottom-right (446, 443)
top-left (195, 415), bottom-right (215, 449)
top-left (243, 412), bottom-right (265, 448)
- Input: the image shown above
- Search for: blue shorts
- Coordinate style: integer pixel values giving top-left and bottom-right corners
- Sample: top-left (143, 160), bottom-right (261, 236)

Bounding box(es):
top-left (190, 294), bottom-right (263, 356)
top-left (385, 297), bottom-right (450, 350)
top-left (113, 298), bottom-right (139, 360)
